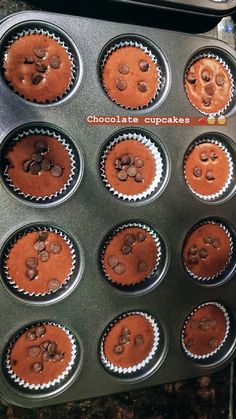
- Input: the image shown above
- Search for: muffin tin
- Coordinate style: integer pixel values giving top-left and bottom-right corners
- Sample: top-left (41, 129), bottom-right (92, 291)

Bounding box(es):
top-left (0, 11), bottom-right (236, 408)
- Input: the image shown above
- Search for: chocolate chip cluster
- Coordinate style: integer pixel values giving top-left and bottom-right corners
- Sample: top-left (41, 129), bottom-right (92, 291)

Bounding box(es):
top-left (23, 46), bottom-right (61, 86)
top-left (187, 235), bottom-right (221, 266)
top-left (116, 60), bottom-right (150, 93)
top-left (114, 153), bottom-right (145, 183)
top-left (23, 139), bottom-right (63, 177)
top-left (107, 231), bottom-right (147, 275)
top-left (25, 230), bottom-right (62, 292)
top-left (22, 325), bottom-right (64, 373)
top-left (186, 317), bottom-right (218, 350)
top-left (193, 150), bottom-right (218, 181)
top-left (113, 326), bottom-right (144, 355)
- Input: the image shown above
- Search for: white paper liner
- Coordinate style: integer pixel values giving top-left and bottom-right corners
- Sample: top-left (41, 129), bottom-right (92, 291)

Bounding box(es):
top-left (101, 222), bottom-right (161, 287)
top-left (5, 321), bottom-right (78, 390)
top-left (3, 128), bottom-right (76, 202)
top-left (183, 220), bottom-right (233, 282)
top-left (181, 302), bottom-right (230, 361)
top-left (100, 311), bottom-right (160, 374)
top-left (3, 28), bottom-right (76, 103)
top-left (184, 52), bottom-right (235, 116)
top-left (184, 137), bottom-right (234, 201)
top-left (100, 132), bottom-right (164, 202)
top-left (100, 40), bottom-right (163, 110)
top-left (3, 226), bottom-right (76, 297)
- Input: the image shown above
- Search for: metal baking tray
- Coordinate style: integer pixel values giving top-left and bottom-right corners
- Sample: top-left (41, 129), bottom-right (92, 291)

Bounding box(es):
top-left (0, 10), bottom-right (236, 408)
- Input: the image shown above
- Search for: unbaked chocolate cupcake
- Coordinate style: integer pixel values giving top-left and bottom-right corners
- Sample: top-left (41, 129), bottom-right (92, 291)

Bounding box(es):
top-left (3, 226), bottom-right (76, 298)
top-left (185, 52), bottom-right (234, 115)
top-left (181, 302), bottom-right (230, 362)
top-left (2, 128), bottom-right (77, 204)
top-left (3, 29), bottom-right (75, 103)
top-left (5, 322), bottom-right (78, 391)
top-left (101, 40), bottom-right (162, 109)
top-left (100, 132), bottom-right (165, 201)
top-left (100, 311), bottom-right (160, 376)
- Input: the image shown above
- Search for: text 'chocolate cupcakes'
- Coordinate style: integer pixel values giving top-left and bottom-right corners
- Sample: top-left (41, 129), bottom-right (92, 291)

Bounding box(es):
top-left (2, 225), bottom-right (79, 301)
top-left (181, 302), bottom-right (230, 364)
top-left (100, 311), bottom-right (161, 377)
top-left (1, 127), bottom-right (80, 205)
top-left (184, 51), bottom-right (234, 115)
top-left (100, 38), bottom-right (164, 110)
top-left (100, 131), bottom-right (167, 202)
top-left (101, 222), bottom-right (166, 292)
top-left (2, 27), bottom-right (76, 104)
top-left (4, 322), bottom-right (78, 392)
top-left (184, 136), bottom-right (234, 201)
top-left (182, 219), bottom-right (235, 284)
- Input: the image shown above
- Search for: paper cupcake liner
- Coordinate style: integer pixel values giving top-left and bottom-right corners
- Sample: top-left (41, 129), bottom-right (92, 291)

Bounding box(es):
top-left (3, 128), bottom-right (76, 203)
top-left (3, 226), bottom-right (76, 297)
top-left (100, 311), bottom-right (160, 375)
top-left (101, 222), bottom-right (161, 288)
top-left (5, 321), bottom-right (78, 391)
top-left (181, 302), bottom-right (230, 361)
top-left (183, 220), bottom-right (233, 282)
top-left (184, 52), bottom-right (235, 116)
top-left (3, 28), bottom-right (76, 103)
top-left (184, 137), bottom-right (234, 201)
top-left (100, 132), bottom-right (164, 201)
top-left (100, 40), bottom-right (163, 110)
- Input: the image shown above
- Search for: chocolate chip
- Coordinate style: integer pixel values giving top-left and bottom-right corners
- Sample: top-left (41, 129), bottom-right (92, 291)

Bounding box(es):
top-left (51, 165), bottom-right (63, 177)
top-left (120, 154), bottom-right (131, 165)
top-left (41, 158), bottom-right (51, 171)
top-left (52, 352), bottom-right (64, 362)
top-left (31, 362), bottom-right (43, 373)
top-left (121, 328), bottom-right (131, 336)
top-left (124, 234), bottom-right (136, 245)
top-left (117, 169), bottom-right (128, 181)
top-left (204, 236), bottom-right (214, 244)
top-left (23, 160), bottom-right (32, 172)
top-left (26, 269), bottom-right (37, 280)
top-left (24, 56), bottom-right (34, 64)
top-left (128, 154), bottom-right (135, 164)
top-left (26, 257), bottom-right (38, 269)
top-left (199, 248), bottom-right (208, 259)
top-left (34, 240), bottom-right (46, 251)
top-left (118, 63), bottom-right (130, 75)
top-left (135, 335), bottom-right (144, 346)
top-left (206, 170), bottom-right (215, 181)
top-left (135, 171), bottom-right (144, 181)
top-left (35, 62), bottom-right (47, 73)
top-left (210, 151), bottom-right (218, 161)
top-left (30, 161), bottom-right (41, 174)
top-left (137, 81), bottom-right (148, 92)
top-left (39, 250), bottom-right (49, 262)
top-left (139, 60), bottom-right (149, 72)
top-left (186, 339), bottom-right (194, 349)
top-left (119, 336), bottom-right (130, 345)
top-left (108, 255), bottom-right (119, 268)
top-left (38, 231), bottom-right (48, 242)
top-left (199, 319), bottom-right (209, 330)
top-left (201, 70), bottom-right (211, 82)
top-left (114, 159), bottom-right (123, 170)
top-left (127, 165), bottom-right (137, 177)
top-left (212, 238), bottom-right (221, 249)
top-left (28, 346), bottom-right (41, 358)
top-left (41, 341), bottom-right (50, 351)
top-left (134, 157), bottom-right (144, 168)
top-left (137, 232), bottom-right (146, 242)
top-left (26, 331), bottom-right (37, 341)
top-left (193, 167), bottom-right (202, 178)
top-left (35, 325), bottom-right (46, 338)
top-left (121, 244), bottom-right (132, 255)
top-left (42, 351), bottom-right (51, 362)
top-left (113, 263), bottom-right (126, 275)
top-left (50, 56), bottom-right (61, 69)
top-left (34, 47), bottom-right (46, 59)
top-left (216, 74), bottom-right (225, 86)
top-left (113, 344), bottom-right (124, 354)
top-left (32, 152), bottom-right (43, 163)
top-left (209, 337), bottom-right (218, 349)
top-left (190, 320), bottom-right (199, 329)
top-left (47, 342), bottom-right (57, 355)
top-left (187, 255), bottom-right (198, 265)
top-left (48, 278), bottom-right (61, 292)
top-left (35, 140), bottom-right (48, 153)
top-left (187, 74), bottom-right (196, 84)
top-left (138, 260), bottom-right (148, 272)
top-left (116, 79), bottom-right (127, 91)
top-left (31, 74), bottom-right (43, 85)
top-left (205, 84), bottom-right (215, 96)
top-left (202, 98), bottom-right (211, 107)
top-left (189, 245), bottom-right (198, 256)
top-left (50, 242), bottom-right (62, 254)
top-left (200, 152), bottom-right (208, 162)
